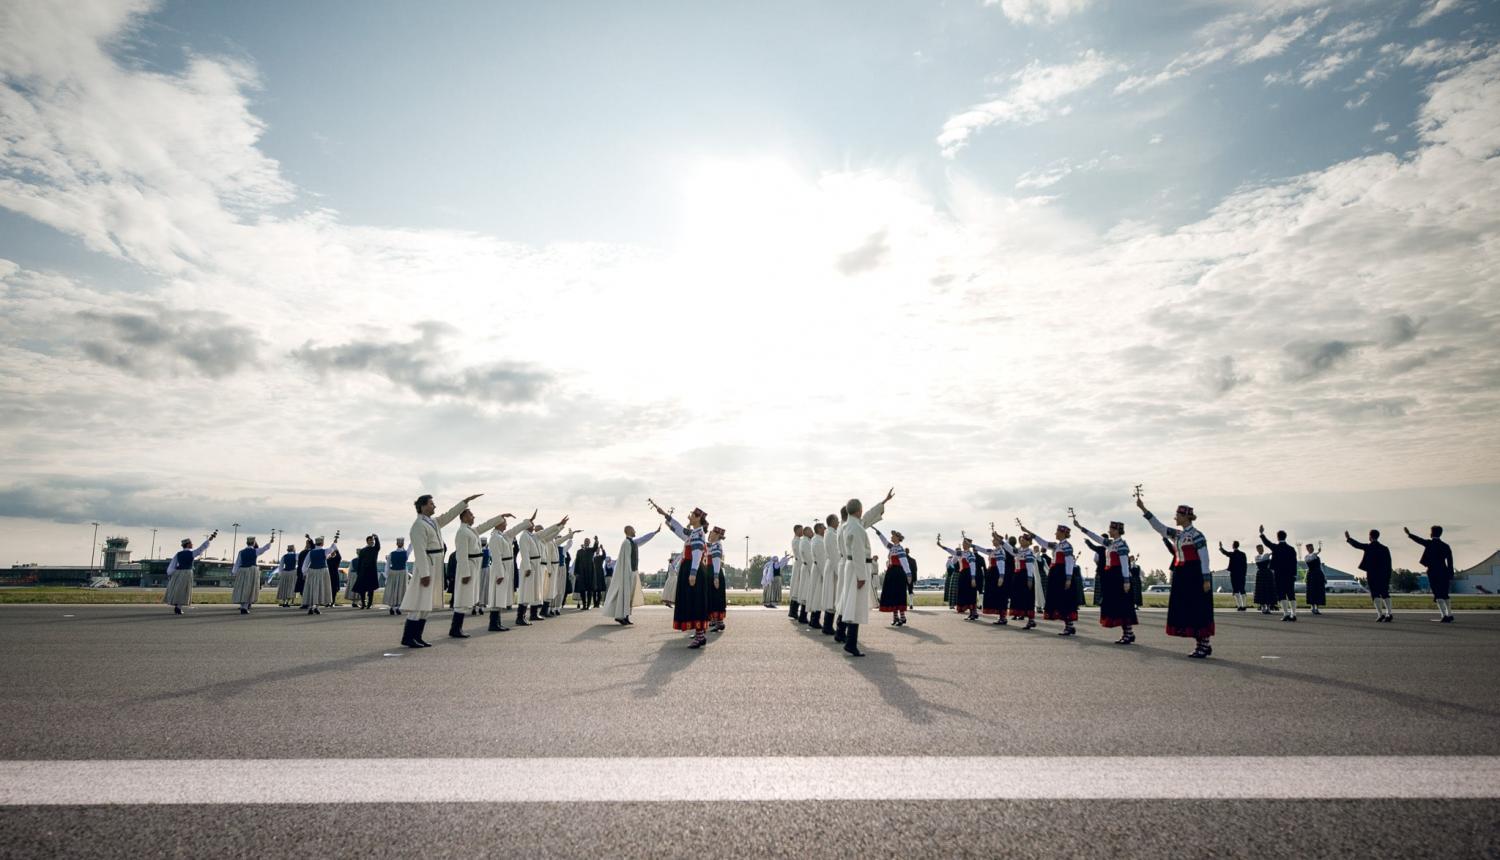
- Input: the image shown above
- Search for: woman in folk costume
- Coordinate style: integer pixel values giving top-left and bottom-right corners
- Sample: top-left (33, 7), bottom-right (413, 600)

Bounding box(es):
top-left (1251, 543), bottom-right (1275, 613)
top-left (275, 542), bottom-right (299, 608)
top-left (873, 527), bottom-right (912, 626)
top-left (163, 531), bottom-right (216, 614)
top-left (230, 533), bottom-right (275, 615)
top-left (706, 526), bottom-right (729, 633)
top-left (1303, 542), bottom-right (1326, 616)
top-left (936, 534), bottom-right (981, 621)
top-left (651, 499), bottom-right (712, 649)
top-left (300, 533), bottom-right (339, 615)
top-left (1138, 495), bottom-right (1215, 658)
top-left (1074, 515), bottom-right (1137, 645)
top-left (399, 493), bottom-right (481, 649)
top-left (1022, 522), bottom-right (1079, 636)
top-left (384, 537), bottom-right (410, 615)
top-left (1005, 534), bottom-right (1039, 629)
top-left (603, 523), bottom-right (659, 625)
top-left (974, 531), bottom-right (1011, 623)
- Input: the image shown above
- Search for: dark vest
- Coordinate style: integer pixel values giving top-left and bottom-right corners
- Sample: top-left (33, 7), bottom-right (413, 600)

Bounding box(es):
top-left (281, 552), bottom-right (297, 571)
top-left (388, 549), bottom-right (408, 570)
top-left (309, 547), bottom-right (328, 569)
top-left (630, 540), bottom-right (639, 572)
top-left (174, 548), bottom-right (194, 570)
top-left (237, 547), bottom-right (258, 568)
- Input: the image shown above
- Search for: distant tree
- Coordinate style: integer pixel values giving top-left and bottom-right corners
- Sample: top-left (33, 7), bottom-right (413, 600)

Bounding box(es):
top-left (1143, 569), bottom-right (1168, 587)
top-left (1392, 567), bottom-right (1421, 593)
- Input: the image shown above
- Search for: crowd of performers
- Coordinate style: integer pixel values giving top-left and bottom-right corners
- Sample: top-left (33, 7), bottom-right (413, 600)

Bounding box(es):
top-left (158, 488), bottom-right (1461, 659)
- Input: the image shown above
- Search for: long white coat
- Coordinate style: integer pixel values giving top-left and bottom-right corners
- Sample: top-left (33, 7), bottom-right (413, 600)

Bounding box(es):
top-left (818, 531), bottom-right (839, 613)
top-left (806, 533), bottom-right (827, 611)
top-left (400, 499), bottom-right (469, 614)
top-left (601, 530), bottom-right (656, 619)
top-left (452, 523), bottom-right (483, 609)
top-left (484, 517), bottom-right (531, 610)
top-left (518, 522), bottom-right (564, 604)
top-left (835, 501), bottom-right (885, 625)
top-left (795, 535), bottom-right (813, 604)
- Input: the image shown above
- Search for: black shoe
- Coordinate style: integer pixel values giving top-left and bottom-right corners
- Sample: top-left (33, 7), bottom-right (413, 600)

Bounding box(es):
top-left (689, 634), bottom-right (706, 649)
top-left (821, 615), bottom-right (835, 635)
top-left (1237, 606), bottom-right (1247, 612)
top-left (843, 624), bottom-right (864, 657)
top-left (1441, 615), bottom-right (1454, 623)
top-left (488, 611), bottom-right (503, 632)
top-left (414, 619), bottom-right (432, 647)
top-left (1024, 620), bottom-right (1036, 629)
top-left (516, 607), bottom-right (531, 626)
top-left (388, 607), bottom-right (395, 615)
top-left (239, 607), bottom-right (248, 615)
top-left (173, 606), bottom-right (182, 615)
top-left (449, 613), bottom-right (469, 638)
top-left (401, 619), bottom-right (419, 648)
top-left (809, 611), bottom-right (821, 628)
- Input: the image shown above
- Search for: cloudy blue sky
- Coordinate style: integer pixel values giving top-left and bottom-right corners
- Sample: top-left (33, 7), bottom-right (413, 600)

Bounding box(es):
top-left (1, 0), bottom-right (1496, 575)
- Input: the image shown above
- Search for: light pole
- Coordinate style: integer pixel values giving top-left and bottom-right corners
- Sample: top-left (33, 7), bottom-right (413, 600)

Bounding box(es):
top-left (744, 536), bottom-right (750, 590)
top-left (89, 522), bottom-right (100, 569)
top-left (232, 523), bottom-right (240, 551)
top-left (149, 528), bottom-right (158, 561)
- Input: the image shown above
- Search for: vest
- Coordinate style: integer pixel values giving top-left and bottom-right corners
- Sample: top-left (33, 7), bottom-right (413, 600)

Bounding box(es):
top-left (388, 549), bottom-right (408, 570)
top-left (309, 547), bottom-right (328, 569)
top-left (630, 539), bottom-right (639, 572)
top-left (281, 552), bottom-right (297, 571)
top-left (237, 546), bottom-right (258, 568)
top-left (174, 548), bottom-right (194, 571)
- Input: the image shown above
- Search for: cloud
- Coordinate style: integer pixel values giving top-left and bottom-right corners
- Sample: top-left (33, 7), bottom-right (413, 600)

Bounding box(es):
top-left (835, 229), bottom-right (890, 275)
top-left (1297, 50), bottom-right (1361, 86)
top-left (1415, 50), bottom-right (1500, 158)
top-left (1198, 355), bottom-right (1251, 396)
top-left (74, 308), bottom-right (261, 378)
top-left (1377, 314), bottom-right (1423, 347)
top-left (1015, 155), bottom-right (1108, 190)
top-left (1238, 11), bottom-right (1328, 64)
top-left (1282, 340), bottom-right (1360, 381)
top-left (1319, 20), bottom-right (1385, 49)
top-left (986, 0), bottom-right (1093, 26)
top-left (1410, 0), bottom-right (1468, 28)
top-left (1401, 38), bottom-right (1490, 69)
top-left (290, 323), bottom-right (552, 405)
top-left (939, 51), bottom-right (1120, 157)
top-left (1116, 6), bottom-right (1333, 94)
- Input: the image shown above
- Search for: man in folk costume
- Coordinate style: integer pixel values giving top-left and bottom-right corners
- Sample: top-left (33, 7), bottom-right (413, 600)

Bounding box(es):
top-left (548, 529), bottom-right (580, 615)
top-left (1405, 524), bottom-right (1456, 622)
top-left (1139, 496), bottom-right (1216, 658)
top-left (400, 493), bottom-right (481, 648)
top-left (448, 508), bottom-right (493, 639)
top-left (352, 534), bottom-right (382, 610)
top-left (805, 522), bottom-right (828, 630)
top-left (787, 524), bottom-right (806, 621)
top-left (1346, 529), bottom-right (1394, 622)
top-left (517, 516), bottom-right (568, 624)
top-left (603, 523), bottom-right (660, 624)
top-left (230, 533), bottom-right (274, 615)
top-left (1259, 525), bottom-right (1300, 621)
top-left (300, 534), bottom-right (339, 615)
top-left (164, 531), bottom-right (216, 614)
top-left (573, 538), bottom-right (597, 610)
top-left (835, 489), bottom-right (893, 657)
top-left (1218, 540), bottom-right (1249, 612)
top-left (275, 541), bottom-right (299, 608)
top-left (593, 539), bottom-right (611, 609)
top-left (796, 524), bottom-right (816, 626)
top-left (477, 511), bottom-right (531, 631)
top-left (833, 505), bottom-right (854, 642)
top-left (818, 514), bottom-right (841, 635)
top-left (384, 537), bottom-right (410, 615)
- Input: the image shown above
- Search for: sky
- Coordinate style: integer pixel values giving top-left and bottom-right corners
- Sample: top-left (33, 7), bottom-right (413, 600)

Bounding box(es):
top-left (1, 0), bottom-right (1497, 577)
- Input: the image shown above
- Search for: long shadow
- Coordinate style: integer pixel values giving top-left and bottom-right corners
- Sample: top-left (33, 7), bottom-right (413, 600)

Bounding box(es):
top-left (567, 622), bottom-right (634, 643)
top-left (842, 648), bottom-right (979, 726)
top-left (137, 649), bottom-right (400, 704)
top-left (616, 636), bottom-right (700, 700)
top-left (1065, 630), bottom-right (1500, 721)
top-left (888, 624), bottom-right (948, 645)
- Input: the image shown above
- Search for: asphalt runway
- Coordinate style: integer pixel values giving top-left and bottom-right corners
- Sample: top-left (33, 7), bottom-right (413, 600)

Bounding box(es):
top-left (1, 604), bottom-right (1497, 858)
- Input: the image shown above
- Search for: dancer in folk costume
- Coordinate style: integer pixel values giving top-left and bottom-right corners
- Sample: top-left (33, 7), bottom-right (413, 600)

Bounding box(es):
top-left (275, 541), bottom-right (300, 608)
top-left (1304, 541), bottom-right (1327, 615)
top-left (1021, 521), bottom-right (1079, 636)
top-left (834, 489), bottom-right (893, 657)
top-left (602, 523), bottom-right (659, 625)
top-left (1405, 524), bottom-right (1456, 623)
top-left (1005, 534), bottom-right (1039, 629)
top-left (164, 531), bottom-right (216, 614)
top-left (651, 499), bottom-right (713, 649)
top-left (384, 537), bottom-right (410, 615)
top-left (300, 533), bottom-right (339, 615)
top-left (1139, 495), bottom-right (1215, 658)
top-left (399, 493), bottom-right (480, 648)
top-left (936, 534), bottom-right (981, 621)
top-left (706, 527), bottom-right (729, 633)
top-left (230, 532), bottom-right (275, 614)
top-left (1218, 540), bottom-right (1249, 612)
top-left (873, 527), bottom-right (913, 626)
top-left (1252, 543), bottom-right (1276, 614)
top-left (1074, 514), bottom-right (1137, 644)
top-left (1346, 529), bottom-right (1393, 622)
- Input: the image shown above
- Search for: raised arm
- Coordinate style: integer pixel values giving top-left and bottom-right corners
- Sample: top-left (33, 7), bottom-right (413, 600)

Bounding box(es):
top-left (255, 539), bottom-right (275, 558)
top-left (663, 515), bottom-right (688, 542)
top-left (1143, 510), bottom-right (1174, 539)
top-left (191, 533), bottom-right (215, 558)
top-left (1075, 523), bottom-right (1105, 545)
top-left (502, 517), bottom-right (533, 539)
top-left (873, 528), bottom-right (892, 550)
top-left (633, 528), bottom-right (660, 547)
top-left (435, 494), bottom-right (481, 529)
top-left (1404, 528), bottom-right (1430, 548)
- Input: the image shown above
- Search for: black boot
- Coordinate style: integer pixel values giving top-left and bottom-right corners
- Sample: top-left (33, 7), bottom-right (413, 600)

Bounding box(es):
top-left (809, 610), bottom-right (821, 628)
top-left (449, 612), bottom-right (469, 639)
top-left (798, 607), bottom-right (808, 624)
top-left (821, 612), bottom-right (835, 635)
top-left (401, 619), bottom-right (419, 648)
top-left (516, 605), bottom-right (531, 626)
top-left (789, 600), bottom-right (799, 619)
top-left (414, 619), bottom-right (432, 647)
top-left (540, 601), bottom-right (551, 618)
top-left (844, 623), bottom-right (864, 657)
top-left (489, 610), bottom-right (507, 632)
top-left (834, 620), bottom-right (847, 643)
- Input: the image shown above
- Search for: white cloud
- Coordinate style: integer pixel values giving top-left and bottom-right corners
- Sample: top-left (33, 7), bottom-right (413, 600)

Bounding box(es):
top-left (986, 0), bottom-right (1093, 25)
top-left (939, 51), bottom-right (1120, 157)
top-left (1319, 19), bottom-right (1385, 48)
top-left (1297, 50), bottom-right (1361, 86)
top-left (1238, 10), bottom-right (1328, 64)
top-left (1401, 38), bottom-right (1490, 68)
top-left (1410, 0), bottom-right (1468, 28)
top-left (1372, 121), bottom-right (1391, 132)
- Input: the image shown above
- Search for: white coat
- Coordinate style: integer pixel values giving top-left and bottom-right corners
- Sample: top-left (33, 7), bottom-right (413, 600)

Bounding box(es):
top-left (601, 530), bottom-right (657, 619)
top-left (452, 523), bottom-right (483, 609)
top-left (400, 499), bottom-right (469, 614)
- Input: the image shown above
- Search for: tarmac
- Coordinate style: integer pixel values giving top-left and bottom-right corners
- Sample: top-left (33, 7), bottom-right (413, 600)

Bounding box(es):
top-left (0, 603), bottom-right (1496, 858)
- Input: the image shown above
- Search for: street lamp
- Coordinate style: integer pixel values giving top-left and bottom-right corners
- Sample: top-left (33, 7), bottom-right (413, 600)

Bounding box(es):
top-left (232, 523), bottom-right (240, 550)
top-left (744, 536), bottom-right (750, 589)
top-left (149, 528), bottom-right (158, 561)
top-left (89, 522), bottom-right (100, 569)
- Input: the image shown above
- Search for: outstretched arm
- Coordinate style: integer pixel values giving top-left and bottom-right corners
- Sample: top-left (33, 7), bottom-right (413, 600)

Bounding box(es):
top-left (873, 528), bottom-right (892, 550)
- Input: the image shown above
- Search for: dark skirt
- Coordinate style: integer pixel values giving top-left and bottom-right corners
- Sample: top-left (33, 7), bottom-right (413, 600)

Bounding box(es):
top-left (1097, 566), bottom-right (1137, 628)
top-left (1073, 570), bottom-right (1087, 609)
top-left (1252, 562), bottom-right (1276, 605)
top-left (1166, 563), bottom-right (1215, 639)
top-left (953, 567), bottom-right (978, 612)
top-left (1367, 571), bottom-right (1391, 599)
top-left (671, 558), bottom-right (710, 631)
top-left (1043, 562), bottom-right (1078, 622)
top-left (1131, 569), bottom-right (1144, 607)
top-left (708, 569), bottom-right (727, 621)
top-left (1008, 568), bottom-right (1036, 619)
top-left (1275, 569), bottom-right (1297, 601)
top-left (943, 569), bottom-right (957, 606)
top-left (1229, 569), bottom-right (1247, 595)
top-left (878, 563), bottom-right (909, 612)
top-left (1306, 572), bottom-right (1326, 605)
top-left (981, 563), bottom-right (1007, 616)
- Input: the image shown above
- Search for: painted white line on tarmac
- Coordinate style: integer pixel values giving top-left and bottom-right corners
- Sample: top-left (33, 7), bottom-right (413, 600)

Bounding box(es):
top-left (2, 757), bottom-right (1497, 805)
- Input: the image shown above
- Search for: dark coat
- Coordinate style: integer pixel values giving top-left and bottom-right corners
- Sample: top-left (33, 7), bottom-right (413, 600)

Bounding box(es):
top-left (353, 537), bottom-right (381, 592)
top-left (1347, 536), bottom-right (1391, 581)
top-left (572, 545), bottom-right (597, 595)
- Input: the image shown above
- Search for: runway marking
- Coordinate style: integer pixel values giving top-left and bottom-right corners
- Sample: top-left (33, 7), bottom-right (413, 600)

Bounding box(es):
top-left (3, 757), bottom-right (1498, 804)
